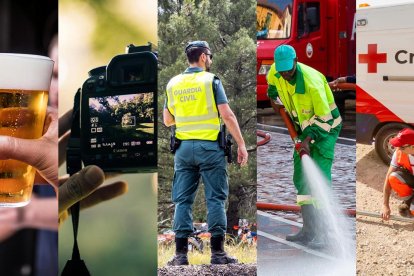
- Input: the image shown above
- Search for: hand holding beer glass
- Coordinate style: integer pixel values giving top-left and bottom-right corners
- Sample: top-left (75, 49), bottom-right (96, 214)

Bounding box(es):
top-left (0, 54), bottom-right (53, 207)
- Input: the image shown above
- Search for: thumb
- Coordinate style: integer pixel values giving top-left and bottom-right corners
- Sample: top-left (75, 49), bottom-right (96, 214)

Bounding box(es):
top-left (0, 136), bottom-right (44, 167)
top-left (58, 166), bottom-right (105, 215)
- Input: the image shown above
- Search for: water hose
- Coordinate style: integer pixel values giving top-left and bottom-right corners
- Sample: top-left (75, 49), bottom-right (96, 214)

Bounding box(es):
top-left (270, 100), bottom-right (309, 157)
top-left (257, 202), bottom-right (356, 217)
top-left (257, 130), bottom-right (271, 146)
top-left (334, 82), bottom-right (356, 91)
top-left (270, 100), bottom-right (298, 142)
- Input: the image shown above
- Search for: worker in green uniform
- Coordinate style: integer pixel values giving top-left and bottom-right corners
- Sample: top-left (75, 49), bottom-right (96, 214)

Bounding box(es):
top-left (266, 45), bottom-right (342, 247)
top-left (163, 41), bottom-right (248, 265)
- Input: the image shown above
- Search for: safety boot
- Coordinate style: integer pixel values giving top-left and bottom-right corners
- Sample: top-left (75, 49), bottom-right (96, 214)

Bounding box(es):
top-left (167, 238), bottom-right (189, 266)
top-left (210, 236), bottom-right (238, 264)
top-left (307, 206), bottom-right (328, 249)
top-left (286, 204), bottom-right (314, 243)
top-left (398, 195), bottom-right (414, 218)
top-left (306, 207), bottom-right (327, 250)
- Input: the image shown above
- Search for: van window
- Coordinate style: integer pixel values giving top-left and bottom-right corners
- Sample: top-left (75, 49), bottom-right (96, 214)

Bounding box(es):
top-left (297, 2), bottom-right (320, 37)
top-left (257, 0), bottom-right (293, 39)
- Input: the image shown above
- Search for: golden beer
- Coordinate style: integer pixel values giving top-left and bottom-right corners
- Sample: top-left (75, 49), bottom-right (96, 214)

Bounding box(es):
top-left (0, 54), bottom-right (53, 207)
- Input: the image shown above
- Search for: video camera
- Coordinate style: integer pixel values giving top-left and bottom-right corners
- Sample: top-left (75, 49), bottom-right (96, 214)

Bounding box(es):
top-left (67, 43), bottom-right (157, 173)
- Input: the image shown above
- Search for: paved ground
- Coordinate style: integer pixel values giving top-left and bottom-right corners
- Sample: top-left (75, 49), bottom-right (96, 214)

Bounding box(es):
top-left (257, 130), bottom-right (356, 275)
top-left (257, 130), bottom-right (356, 219)
top-left (257, 211), bottom-right (356, 276)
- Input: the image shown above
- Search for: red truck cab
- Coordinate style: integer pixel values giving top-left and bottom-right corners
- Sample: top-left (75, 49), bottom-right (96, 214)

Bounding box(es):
top-left (257, 0), bottom-right (356, 111)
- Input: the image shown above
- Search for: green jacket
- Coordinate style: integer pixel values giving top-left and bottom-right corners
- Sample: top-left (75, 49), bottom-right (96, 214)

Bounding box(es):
top-left (267, 62), bottom-right (341, 140)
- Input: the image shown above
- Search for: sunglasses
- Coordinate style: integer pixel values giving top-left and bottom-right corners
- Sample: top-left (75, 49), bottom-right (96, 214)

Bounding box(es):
top-left (205, 52), bottom-right (213, 60)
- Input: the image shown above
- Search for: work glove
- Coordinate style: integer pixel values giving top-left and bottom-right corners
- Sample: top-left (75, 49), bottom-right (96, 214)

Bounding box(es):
top-left (295, 136), bottom-right (312, 157)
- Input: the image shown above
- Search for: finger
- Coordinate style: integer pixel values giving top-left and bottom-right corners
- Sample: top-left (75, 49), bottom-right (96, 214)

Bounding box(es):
top-left (59, 171), bottom-right (118, 185)
top-left (43, 107), bottom-right (58, 134)
top-left (59, 210), bottom-right (69, 224)
top-left (58, 131), bottom-right (70, 166)
top-left (79, 181), bottom-right (128, 210)
top-left (59, 175), bottom-right (69, 186)
top-left (58, 165), bottom-right (105, 215)
top-left (0, 136), bottom-right (44, 165)
top-left (59, 109), bottom-right (73, 137)
top-left (104, 172), bottom-right (121, 180)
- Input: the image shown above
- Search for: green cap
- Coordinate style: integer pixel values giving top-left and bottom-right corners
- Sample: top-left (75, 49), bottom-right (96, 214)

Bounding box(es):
top-left (274, 45), bottom-right (296, 72)
top-left (185, 41), bottom-right (211, 53)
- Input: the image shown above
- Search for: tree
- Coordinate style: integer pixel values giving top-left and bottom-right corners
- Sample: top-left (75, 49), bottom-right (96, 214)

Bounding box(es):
top-left (158, 0), bottom-right (257, 235)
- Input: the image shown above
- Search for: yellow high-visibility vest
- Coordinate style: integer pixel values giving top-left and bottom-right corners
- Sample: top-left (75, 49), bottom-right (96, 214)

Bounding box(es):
top-left (166, 71), bottom-right (220, 141)
top-left (267, 62), bottom-right (342, 135)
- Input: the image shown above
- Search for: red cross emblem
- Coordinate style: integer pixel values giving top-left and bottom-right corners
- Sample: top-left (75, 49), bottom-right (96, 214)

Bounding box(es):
top-left (359, 44), bottom-right (387, 73)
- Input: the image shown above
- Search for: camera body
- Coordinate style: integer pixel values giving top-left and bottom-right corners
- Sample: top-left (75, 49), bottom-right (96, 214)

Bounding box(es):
top-left (74, 44), bottom-right (157, 173)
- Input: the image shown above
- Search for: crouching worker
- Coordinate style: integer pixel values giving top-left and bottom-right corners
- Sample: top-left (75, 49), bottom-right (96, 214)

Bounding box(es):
top-left (382, 128), bottom-right (414, 220)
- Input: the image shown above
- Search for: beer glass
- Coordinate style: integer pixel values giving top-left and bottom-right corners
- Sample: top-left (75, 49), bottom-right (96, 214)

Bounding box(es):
top-left (0, 54), bottom-right (53, 207)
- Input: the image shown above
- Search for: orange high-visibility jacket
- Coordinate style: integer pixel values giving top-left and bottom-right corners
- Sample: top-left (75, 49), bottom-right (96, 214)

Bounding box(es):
top-left (392, 149), bottom-right (414, 174)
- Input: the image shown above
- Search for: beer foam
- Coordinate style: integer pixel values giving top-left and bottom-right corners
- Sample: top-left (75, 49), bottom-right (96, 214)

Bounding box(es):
top-left (0, 54), bottom-right (53, 91)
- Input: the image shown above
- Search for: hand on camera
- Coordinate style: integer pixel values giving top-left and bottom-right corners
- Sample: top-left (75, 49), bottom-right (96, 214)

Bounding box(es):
top-left (58, 110), bottom-right (128, 223)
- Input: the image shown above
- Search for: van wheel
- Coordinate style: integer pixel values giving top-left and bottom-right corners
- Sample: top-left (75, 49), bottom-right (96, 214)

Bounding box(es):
top-left (375, 123), bottom-right (406, 164)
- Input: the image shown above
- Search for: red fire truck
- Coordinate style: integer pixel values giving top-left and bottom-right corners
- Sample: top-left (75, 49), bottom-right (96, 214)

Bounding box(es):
top-left (256, 0), bottom-right (356, 112)
top-left (356, 0), bottom-right (414, 164)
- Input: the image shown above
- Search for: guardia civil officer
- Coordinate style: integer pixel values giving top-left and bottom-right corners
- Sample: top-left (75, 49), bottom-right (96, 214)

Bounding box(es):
top-left (163, 41), bottom-right (248, 265)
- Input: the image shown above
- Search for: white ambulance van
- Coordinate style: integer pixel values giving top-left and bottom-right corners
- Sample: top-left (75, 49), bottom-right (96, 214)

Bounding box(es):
top-left (356, 0), bottom-right (414, 164)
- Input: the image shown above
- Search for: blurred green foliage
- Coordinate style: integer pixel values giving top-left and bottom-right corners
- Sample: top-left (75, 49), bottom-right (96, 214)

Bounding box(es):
top-left (158, 0), bottom-right (257, 235)
top-left (61, 0), bottom-right (152, 58)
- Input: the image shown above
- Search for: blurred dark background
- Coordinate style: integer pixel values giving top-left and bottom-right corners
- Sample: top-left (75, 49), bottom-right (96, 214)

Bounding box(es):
top-left (0, 1), bottom-right (57, 276)
top-left (0, 0), bottom-right (57, 55)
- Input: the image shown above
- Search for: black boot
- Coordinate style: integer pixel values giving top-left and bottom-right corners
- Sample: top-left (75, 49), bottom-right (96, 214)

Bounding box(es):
top-left (398, 195), bottom-right (414, 217)
top-left (286, 204), bottom-right (314, 243)
top-left (167, 238), bottom-right (189, 266)
top-left (210, 236), bottom-right (238, 264)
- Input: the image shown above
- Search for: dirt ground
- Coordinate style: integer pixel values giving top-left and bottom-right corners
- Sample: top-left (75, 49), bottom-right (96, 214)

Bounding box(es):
top-left (356, 144), bottom-right (414, 275)
top-left (158, 264), bottom-right (257, 276)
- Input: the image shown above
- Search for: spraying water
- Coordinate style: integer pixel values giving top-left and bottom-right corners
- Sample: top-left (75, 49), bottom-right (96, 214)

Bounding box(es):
top-left (301, 154), bottom-right (356, 273)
